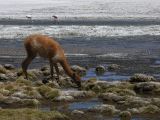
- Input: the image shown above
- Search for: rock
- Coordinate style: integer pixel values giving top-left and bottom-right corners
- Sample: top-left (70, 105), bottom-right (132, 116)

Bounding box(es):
top-left (41, 66), bottom-right (49, 71)
top-left (42, 70), bottom-right (50, 76)
top-left (28, 69), bottom-right (42, 77)
top-left (46, 81), bottom-right (60, 88)
top-left (6, 72), bottom-right (17, 80)
top-left (5, 96), bottom-right (21, 104)
top-left (95, 65), bottom-right (106, 73)
top-left (71, 65), bottom-right (86, 76)
top-left (88, 104), bottom-right (120, 115)
top-left (108, 64), bottom-right (120, 71)
top-left (0, 89), bottom-right (10, 96)
top-left (4, 64), bottom-right (15, 70)
top-left (124, 96), bottom-right (151, 108)
top-left (127, 108), bottom-right (140, 114)
top-left (130, 74), bottom-right (155, 83)
top-left (138, 105), bottom-right (160, 114)
top-left (71, 110), bottom-right (84, 115)
top-left (0, 65), bottom-right (7, 74)
top-left (21, 99), bottom-right (39, 106)
top-left (54, 95), bottom-right (74, 102)
top-left (60, 90), bottom-right (95, 99)
top-left (0, 73), bottom-right (9, 81)
top-left (128, 105), bottom-right (160, 114)
top-left (99, 93), bottom-right (125, 102)
top-left (12, 91), bottom-right (30, 99)
top-left (134, 82), bottom-right (160, 94)
top-left (151, 98), bottom-right (160, 107)
top-left (119, 111), bottom-right (131, 120)
top-left (12, 90), bottom-right (42, 99)
top-left (37, 85), bottom-right (59, 100)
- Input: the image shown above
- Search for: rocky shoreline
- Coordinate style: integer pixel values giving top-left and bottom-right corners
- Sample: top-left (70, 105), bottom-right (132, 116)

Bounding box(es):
top-left (0, 63), bottom-right (160, 120)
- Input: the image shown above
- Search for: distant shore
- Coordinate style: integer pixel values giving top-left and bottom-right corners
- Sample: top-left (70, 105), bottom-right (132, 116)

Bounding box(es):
top-left (1, 18), bottom-right (160, 26)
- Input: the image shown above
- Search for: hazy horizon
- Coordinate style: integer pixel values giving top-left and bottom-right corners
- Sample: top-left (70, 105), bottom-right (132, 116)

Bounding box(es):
top-left (0, 0), bottom-right (160, 19)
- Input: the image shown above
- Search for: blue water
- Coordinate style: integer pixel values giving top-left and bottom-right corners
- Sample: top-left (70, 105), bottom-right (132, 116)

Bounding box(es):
top-left (83, 68), bottom-right (130, 81)
top-left (69, 98), bottom-right (102, 110)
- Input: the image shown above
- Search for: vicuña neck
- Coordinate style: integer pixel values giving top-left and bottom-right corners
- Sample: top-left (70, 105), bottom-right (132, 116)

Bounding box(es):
top-left (60, 58), bottom-right (73, 77)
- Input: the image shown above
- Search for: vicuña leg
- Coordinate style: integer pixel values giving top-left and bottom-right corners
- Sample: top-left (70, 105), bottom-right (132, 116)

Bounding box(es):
top-left (22, 55), bottom-right (36, 79)
top-left (49, 58), bottom-right (54, 80)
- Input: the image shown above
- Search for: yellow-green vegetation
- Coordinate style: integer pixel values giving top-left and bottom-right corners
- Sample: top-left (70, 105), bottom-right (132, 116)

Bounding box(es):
top-left (38, 85), bottom-right (59, 100)
top-left (0, 108), bottom-right (69, 120)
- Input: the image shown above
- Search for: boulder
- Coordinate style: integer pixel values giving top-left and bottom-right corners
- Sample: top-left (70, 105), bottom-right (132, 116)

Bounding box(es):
top-left (60, 90), bottom-right (95, 99)
top-left (71, 110), bottom-right (84, 115)
top-left (99, 93), bottom-right (125, 102)
top-left (124, 96), bottom-right (151, 108)
top-left (0, 74), bottom-right (9, 81)
top-left (108, 64), bottom-right (120, 71)
top-left (0, 65), bottom-right (7, 74)
top-left (88, 104), bottom-right (120, 115)
top-left (71, 65), bottom-right (86, 76)
top-left (54, 95), bottom-right (74, 102)
top-left (4, 64), bottom-right (15, 70)
top-left (130, 74), bottom-right (155, 83)
top-left (119, 111), bottom-right (131, 120)
top-left (12, 91), bottom-right (30, 99)
top-left (95, 65), bottom-right (106, 73)
top-left (138, 105), bottom-right (160, 114)
top-left (127, 108), bottom-right (140, 114)
top-left (134, 82), bottom-right (160, 94)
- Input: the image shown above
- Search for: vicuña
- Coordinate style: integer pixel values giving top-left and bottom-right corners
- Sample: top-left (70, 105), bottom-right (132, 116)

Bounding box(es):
top-left (22, 34), bottom-right (81, 87)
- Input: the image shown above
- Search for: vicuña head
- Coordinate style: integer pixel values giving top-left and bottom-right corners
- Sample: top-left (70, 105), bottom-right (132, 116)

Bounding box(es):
top-left (21, 34), bottom-right (81, 88)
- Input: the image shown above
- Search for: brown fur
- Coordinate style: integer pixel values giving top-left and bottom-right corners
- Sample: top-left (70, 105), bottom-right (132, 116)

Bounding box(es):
top-left (22, 34), bottom-right (81, 87)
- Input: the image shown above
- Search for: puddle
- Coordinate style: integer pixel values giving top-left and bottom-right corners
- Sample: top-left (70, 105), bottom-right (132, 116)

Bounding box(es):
top-left (155, 60), bottom-right (160, 64)
top-left (68, 98), bottom-right (103, 110)
top-left (83, 68), bottom-right (130, 81)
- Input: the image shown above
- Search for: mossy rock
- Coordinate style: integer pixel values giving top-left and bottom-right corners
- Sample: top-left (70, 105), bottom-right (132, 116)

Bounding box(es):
top-left (139, 105), bottom-right (160, 114)
top-left (105, 87), bottom-right (136, 96)
top-left (84, 83), bottom-right (105, 93)
top-left (108, 64), bottom-right (120, 71)
top-left (119, 111), bottom-right (132, 120)
top-left (16, 77), bottom-right (32, 86)
top-left (17, 69), bottom-right (38, 80)
top-left (0, 108), bottom-right (69, 120)
top-left (21, 99), bottom-right (40, 107)
top-left (37, 85), bottom-right (59, 100)
top-left (130, 74), bottom-right (155, 83)
top-left (87, 78), bottom-right (97, 83)
top-left (0, 65), bottom-right (7, 74)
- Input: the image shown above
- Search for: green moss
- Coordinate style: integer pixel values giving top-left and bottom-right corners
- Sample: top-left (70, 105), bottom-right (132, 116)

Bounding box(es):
top-left (0, 108), bottom-right (69, 120)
